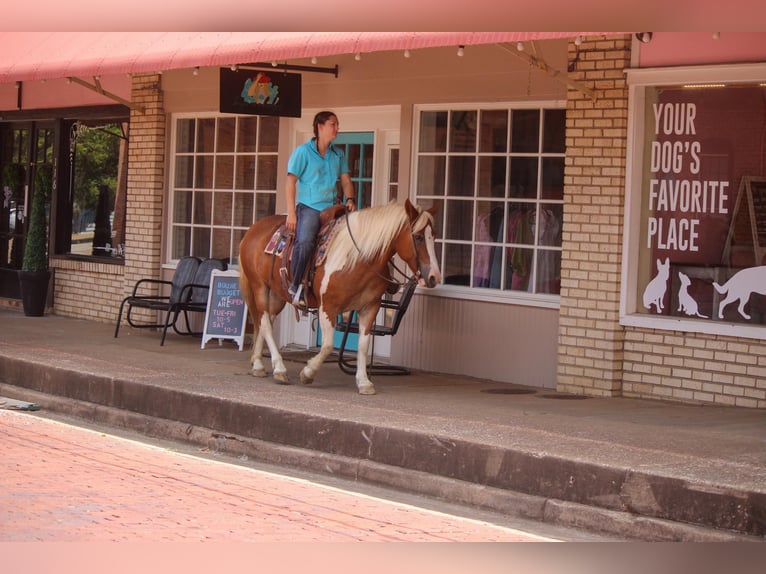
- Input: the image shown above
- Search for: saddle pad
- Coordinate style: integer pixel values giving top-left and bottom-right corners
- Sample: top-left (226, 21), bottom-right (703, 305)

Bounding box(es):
top-left (264, 227), bottom-right (289, 256)
top-left (315, 215), bottom-right (345, 266)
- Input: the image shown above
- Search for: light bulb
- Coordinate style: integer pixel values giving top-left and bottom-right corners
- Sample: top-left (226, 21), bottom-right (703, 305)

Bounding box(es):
top-left (354, 52), bottom-right (361, 61)
top-left (311, 56), bottom-right (318, 64)
top-left (457, 45), bottom-right (465, 57)
top-left (404, 49), bottom-right (411, 58)
top-left (516, 42), bottom-right (524, 51)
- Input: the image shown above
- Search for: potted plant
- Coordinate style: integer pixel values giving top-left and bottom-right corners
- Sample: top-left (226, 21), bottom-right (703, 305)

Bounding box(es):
top-left (18, 164), bottom-right (52, 316)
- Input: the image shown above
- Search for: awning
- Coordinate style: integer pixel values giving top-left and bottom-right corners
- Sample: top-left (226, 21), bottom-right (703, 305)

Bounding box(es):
top-left (0, 32), bottom-right (598, 84)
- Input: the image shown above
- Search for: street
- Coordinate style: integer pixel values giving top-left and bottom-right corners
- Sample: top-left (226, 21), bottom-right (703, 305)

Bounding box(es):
top-left (1, 409), bottom-right (555, 543)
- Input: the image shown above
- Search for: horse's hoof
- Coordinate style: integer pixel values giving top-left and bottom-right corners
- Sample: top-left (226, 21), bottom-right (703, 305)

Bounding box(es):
top-left (357, 383), bottom-right (376, 395)
top-left (273, 371), bottom-right (289, 384)
top-left (250, 368), bottom-right (267, 378)
top-left (299, 370), bottom-right (314, 385)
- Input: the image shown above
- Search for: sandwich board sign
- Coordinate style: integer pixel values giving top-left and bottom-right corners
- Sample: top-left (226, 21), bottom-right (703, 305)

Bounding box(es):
top-left (201, 269), bottom-right (248, 351)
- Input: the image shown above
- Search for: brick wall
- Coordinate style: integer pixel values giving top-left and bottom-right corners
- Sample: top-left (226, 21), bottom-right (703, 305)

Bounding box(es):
top-left (623, 330), bottom-right (766, 408)
top-left (51, 258), bottom-right (123, 322)
top-left (557, 34), bottom-right (631, 397)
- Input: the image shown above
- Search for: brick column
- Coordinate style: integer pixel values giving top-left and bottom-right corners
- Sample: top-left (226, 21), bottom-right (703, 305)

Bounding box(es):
top-left (557, 35), bottom-right (632, 396)
top-left (123, 73), bottom-right (165, 294)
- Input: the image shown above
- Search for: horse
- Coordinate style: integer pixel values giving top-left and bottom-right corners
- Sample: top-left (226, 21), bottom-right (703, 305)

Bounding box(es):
top-left (238, 199), bottom-right (441, 395)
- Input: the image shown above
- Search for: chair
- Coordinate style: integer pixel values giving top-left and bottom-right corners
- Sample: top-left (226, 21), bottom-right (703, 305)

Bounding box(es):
top-left (114, 256), bottom-right (227, 346)
top-left (335, 277), bottom-right (418, 376)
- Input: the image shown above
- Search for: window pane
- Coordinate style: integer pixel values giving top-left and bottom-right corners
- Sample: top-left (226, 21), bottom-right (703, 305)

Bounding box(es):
top-left (213, 191), bottom-right (233, 226)
top-left (534, 249), bottom-right (561, 294)
top-left (176, 119), bottom-right (195, 153)
top-left (447, 156), bottom-right (475, 197)
top-left (171, 226), bottom-right (191, 259)
top-left (237, 117), bottom-right (258, 153)
top-left (476, 201), bottom-right (505, 244)
top-left (192, 227), bottom-right (211, 258)
top-left (543, 109), bottom-right (566, 153)
top-left (255, 193), bottom-right (276, 221)
top-left (417, 156), bottom-right (446, 196)
top-left (215, 155), bottom-right (234, 189)
top-left (256, 156), bottom-right (278, 190)
top-left (195, 156), bottom-right (214, 188)
top-left (480, 110), bottom-right (508, 153)
top-left (541, 157), bottom-right (564, 200)
top-left (444, 200), bottom-right (473, 241)
top-left (196, 119), bottom-right (216, 153)
top-left (450, 111), bottom-right (477, 153)
top-left (173, 190), bottom-right (192, 223)
top-left (193, 191), bottom-right (212, 224)
top-left (258, 116), bottom-right (280, 152)
top-left (419, 111), bottom-right (448, 152)
top-left (236, 156), bottom-right (255, 190)
top-left (506, 246), bottom-right (533, 291)
top-left (212, 228), bottom-right (230, 261)
top-left (511, 109), bottom-right (540, 153)
top-left (216, 118), bottom-right (236, 153)
top-left (174, 156), bottom-right (194, 188)
top-left (509, 157), bottom-right (538, 199)
top-left (443, 243), bottom-right (471, 285)
top-left (233, 192), bottom-right (254, 227)
top-left (508, 203), bottom-right (535, 246)
top-left (538, 204), bottom-right (563, 248)
top-left (477, 156), bottom-right (506, 198)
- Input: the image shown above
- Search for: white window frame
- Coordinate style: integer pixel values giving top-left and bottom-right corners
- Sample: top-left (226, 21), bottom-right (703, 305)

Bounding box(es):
top-left (167, 111), bottom-right (279, 267)
top-left (620, 62), bottom-right (766, 340)
top-left (412, 101), bottom-right (565, 309)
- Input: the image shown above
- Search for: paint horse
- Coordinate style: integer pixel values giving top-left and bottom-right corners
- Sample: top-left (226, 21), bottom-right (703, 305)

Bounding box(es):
top-left (238, 199), bottom-right (442, 395)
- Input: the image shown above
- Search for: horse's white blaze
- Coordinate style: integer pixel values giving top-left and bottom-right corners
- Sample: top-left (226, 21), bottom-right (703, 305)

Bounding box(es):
top-left (424, 225), bottom-right (442, 284)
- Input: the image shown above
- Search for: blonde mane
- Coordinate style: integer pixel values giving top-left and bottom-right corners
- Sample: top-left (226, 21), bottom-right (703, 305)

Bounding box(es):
top-left (325, 202), bottom-right (413, 271)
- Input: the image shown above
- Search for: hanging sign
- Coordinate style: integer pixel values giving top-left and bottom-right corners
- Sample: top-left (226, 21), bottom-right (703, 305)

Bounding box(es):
top-left (219, 68), bottom-right (302, 118)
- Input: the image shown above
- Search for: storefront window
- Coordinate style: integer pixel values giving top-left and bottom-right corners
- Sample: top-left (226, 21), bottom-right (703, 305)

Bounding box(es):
top-left (69, 121), bottom-right (127, 259)
top-left (414, 105), bottom-right (564, 298)
top-left (170, 114), bottom-right (279, 265)
top-left (624, 68), bottom-right (766, 336)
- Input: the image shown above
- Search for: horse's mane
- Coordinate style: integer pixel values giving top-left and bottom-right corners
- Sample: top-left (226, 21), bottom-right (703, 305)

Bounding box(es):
top-left (325, 202), bottom-right (416, 271)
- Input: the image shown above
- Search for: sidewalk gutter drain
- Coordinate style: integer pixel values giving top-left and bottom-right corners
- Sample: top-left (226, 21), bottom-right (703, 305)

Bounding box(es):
top-left (481, 388), bottom-right (537, 395)
top-left (539, 393), bottom-right (590, 400)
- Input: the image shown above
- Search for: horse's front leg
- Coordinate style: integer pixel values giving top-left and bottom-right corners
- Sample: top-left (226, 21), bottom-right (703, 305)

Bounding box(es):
top-left (259, 313), bottom-right (288, 383)
top-left (354, 327), bottom-right (375, 395)
top-left (300, 308), bottom-right (335, 385)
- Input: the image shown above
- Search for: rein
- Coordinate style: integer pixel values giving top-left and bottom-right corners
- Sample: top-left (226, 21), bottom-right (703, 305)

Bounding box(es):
top-left (343, 211), bottom-right (420, 288)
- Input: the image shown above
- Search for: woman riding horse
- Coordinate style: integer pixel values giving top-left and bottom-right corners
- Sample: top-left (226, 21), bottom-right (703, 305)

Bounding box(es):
top-left (239, 199), bottom-right (441, 395)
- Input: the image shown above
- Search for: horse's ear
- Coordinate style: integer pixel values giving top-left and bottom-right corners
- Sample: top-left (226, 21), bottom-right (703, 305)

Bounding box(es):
top-left (427, 203), bottom-right (440, 216)
top-left (404, 198), bottom-right (418, 220)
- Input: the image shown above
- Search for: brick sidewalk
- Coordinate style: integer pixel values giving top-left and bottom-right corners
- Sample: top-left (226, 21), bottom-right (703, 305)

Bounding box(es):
top-left (0, 410), bottom-right (552, 542)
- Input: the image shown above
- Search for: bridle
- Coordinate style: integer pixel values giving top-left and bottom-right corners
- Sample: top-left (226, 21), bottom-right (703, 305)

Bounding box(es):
top-left (344, 209), bottom-right (430, 288)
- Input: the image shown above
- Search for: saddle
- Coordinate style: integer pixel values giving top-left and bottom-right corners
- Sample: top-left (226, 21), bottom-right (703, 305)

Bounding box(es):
top-left (264, 204), bottom-right (347, 310)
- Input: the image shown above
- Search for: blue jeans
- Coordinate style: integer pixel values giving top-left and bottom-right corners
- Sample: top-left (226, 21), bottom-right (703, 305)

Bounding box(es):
top-left (290, 203), bottom-right (321, 290)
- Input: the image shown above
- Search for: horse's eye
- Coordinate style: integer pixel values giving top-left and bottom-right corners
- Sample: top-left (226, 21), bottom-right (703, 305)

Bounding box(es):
top-left (413, 234), bottom-right (425, 243)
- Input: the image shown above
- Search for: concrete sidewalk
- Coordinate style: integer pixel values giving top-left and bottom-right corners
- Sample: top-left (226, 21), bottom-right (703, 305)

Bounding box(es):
top-left (0, 307), bottom-right (764, 541)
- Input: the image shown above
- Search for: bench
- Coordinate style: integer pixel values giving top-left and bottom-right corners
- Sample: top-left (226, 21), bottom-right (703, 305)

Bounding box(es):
top-left (114, 256), bottom-right (228, 345)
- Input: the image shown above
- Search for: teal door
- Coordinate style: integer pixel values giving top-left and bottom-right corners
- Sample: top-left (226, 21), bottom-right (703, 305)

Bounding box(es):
top-left (317, 131), bottom-right (374, 351)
